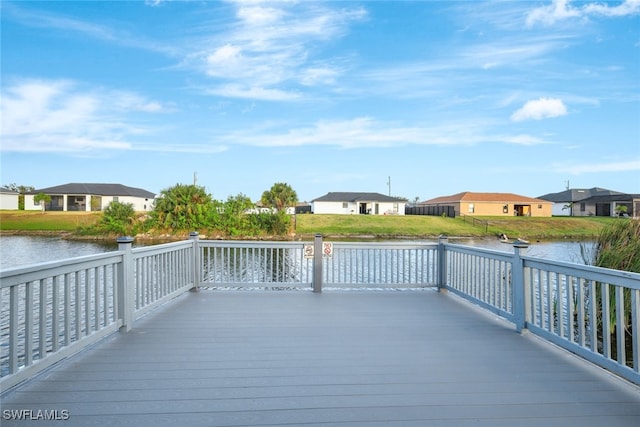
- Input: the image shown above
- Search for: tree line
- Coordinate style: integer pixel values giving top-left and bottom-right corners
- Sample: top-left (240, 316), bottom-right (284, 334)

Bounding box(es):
top-left (86, 182), bottom-right (298, 238)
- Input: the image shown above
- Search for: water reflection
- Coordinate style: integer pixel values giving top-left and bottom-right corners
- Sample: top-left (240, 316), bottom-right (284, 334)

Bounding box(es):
top-left (0, 235), bottom-right (596, 271)
top-left (0, 236), bottom-right (115, 269)
top-left (451, 238), bottom-right (596, 265)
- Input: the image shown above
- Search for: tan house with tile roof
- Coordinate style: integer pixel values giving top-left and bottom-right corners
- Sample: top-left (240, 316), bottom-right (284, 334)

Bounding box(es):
top-left (420, 192), bottom-right (552, 217)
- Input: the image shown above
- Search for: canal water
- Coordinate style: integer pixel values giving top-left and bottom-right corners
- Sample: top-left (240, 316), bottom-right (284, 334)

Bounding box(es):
top-left (0, 235), bottom-right (596, 270)
top-left (0, 236), bottom-right (116, 270)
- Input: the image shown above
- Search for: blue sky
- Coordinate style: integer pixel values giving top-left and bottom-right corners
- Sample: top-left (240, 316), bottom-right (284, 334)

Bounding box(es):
top-left (1, 0), bottom-right (639, 203)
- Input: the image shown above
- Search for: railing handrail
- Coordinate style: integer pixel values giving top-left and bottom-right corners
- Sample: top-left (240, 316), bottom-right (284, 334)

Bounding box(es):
top-left (522, 255), bottom-right (640, 289)
top-left (2, 236), bottom-right (639, 391)
top-left (0, 238), bottom-right (196, 391)
top-left (444, 242), bottom-right (514, 262)
top-left (200, 239), bottom-right (304, 248)
top-left (132, 239), bottom-right (195, 255)
top-left (331, 241), bottom-right (438, 249)
top-left (0, 252), bottom-right (124, 288)
top-left (440, 239), bottom-right (640, 385)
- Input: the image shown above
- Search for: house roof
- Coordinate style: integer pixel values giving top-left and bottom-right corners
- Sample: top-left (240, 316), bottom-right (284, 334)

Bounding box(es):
top-left (29, 183), bottom-right (155, 198)
top-left (0, 187), bottom-right (19, 195)
top-left (312, 192), bottom-right (405, 203)
top-left (581, 194), bottom-right (640, 203)
top-left (537, 187), bottom-right (624, 203)
top-left (421, 192), bottom-right (550, 205)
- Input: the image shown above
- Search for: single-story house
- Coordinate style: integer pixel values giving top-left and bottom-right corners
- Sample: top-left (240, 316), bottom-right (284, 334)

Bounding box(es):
top-left (311, 192), bottom-right (406, 215)
top-left (295, 202), bottom-right (312, 214)
top-left (420, 192), bottom-right (552, 217)
top-left (25, 183), bottom-right (156, 212)
top-left (538, 187), bottom-right (639, 217)
top-left (0, 187), bottom-right (20, 210)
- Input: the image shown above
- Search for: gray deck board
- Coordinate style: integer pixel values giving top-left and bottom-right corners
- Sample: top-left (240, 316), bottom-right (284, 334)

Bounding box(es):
top-left (2, 290), bottom-right (640, 426)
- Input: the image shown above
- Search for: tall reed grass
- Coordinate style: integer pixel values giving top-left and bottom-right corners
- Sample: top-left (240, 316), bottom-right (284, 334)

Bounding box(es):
top-left (593, 218), bottom-right (639, 358)
top-left (594, 218), bottom-right (640, 273)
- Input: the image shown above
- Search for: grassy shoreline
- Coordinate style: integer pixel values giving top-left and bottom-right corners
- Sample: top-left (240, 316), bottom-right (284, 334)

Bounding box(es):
top-left (0, 210), bottom-right (617, 241)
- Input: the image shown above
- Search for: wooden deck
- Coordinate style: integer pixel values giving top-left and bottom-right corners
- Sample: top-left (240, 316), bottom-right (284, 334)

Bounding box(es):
top-left (2, 290), bottom-right (640, 426)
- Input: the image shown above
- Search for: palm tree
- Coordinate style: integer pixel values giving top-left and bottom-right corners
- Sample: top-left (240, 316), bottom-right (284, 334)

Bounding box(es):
top-left (260, 183), bottom-right (298, 212)
top-left (33, 193), bottom-right (51, 213)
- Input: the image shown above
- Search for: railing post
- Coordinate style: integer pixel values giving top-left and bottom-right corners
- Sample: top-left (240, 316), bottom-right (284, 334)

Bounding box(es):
top-left (512, 242), bottom-right (529, 333)
top-left (117, 236), bottom-right (135, 333)
top-left (437, 235), bottom-right (448, 292)
top-left (313, 234), bottom-right (323, 293)
top-left (189, 232), bottom-right (201, 292)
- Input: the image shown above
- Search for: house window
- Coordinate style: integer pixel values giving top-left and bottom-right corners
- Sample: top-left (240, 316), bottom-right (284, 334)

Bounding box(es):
top-left (538, 204), bottom-right (542, 209)
top-left (113, 197), bottom-right (119, 202)
top-left (342, 202), bottom-right (348, 209)
top-left (580, 203), bottom-right (586, 212)
top-left (503, 205), bottom-right (508, 214)
top-left (468, 203), bottom-right (475, 213)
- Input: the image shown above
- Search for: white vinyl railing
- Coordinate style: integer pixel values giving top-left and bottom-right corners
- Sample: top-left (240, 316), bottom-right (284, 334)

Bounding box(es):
top-left (197, 240), bottom-right (312, 289)
top-left (194, 239), bottom-right (440, 290)
top-left (0, 238), bottom-right (195, 391)
top-left (1, 234), bottom-right (638, 391)
top-left (439, 238), bottom-right (640, 385)
top-left (323, 242), bottom-right (439, 289)
top-left (522, 256), bottom-right (640, 384)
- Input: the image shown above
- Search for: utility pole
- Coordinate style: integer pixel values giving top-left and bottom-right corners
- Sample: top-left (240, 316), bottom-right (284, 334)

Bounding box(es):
top-left (387, 176), bottom-right (391, 196)
top-left (193, 172), bottom-right (198, 186)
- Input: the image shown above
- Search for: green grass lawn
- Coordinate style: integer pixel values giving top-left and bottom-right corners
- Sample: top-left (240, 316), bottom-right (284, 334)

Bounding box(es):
top-left (295, 214), bottom-right (483, 238)
top-left (295, 214), bottom-right (616, 240)
top-left (469, 216), bottom-right (616, 240)
top-left (0, 211), bottom-right (101, 232)
top-left (0, 210), bottom-right (617, 240)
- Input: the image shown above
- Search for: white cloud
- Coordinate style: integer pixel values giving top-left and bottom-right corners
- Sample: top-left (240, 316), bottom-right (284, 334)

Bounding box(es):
top-left (206, 84), bottom-right (300, 101)
top-left (133, 143), bottom-right (229, 154)
top-left (500, 134), bottom-right (549, 146)
top-left (526, 0), bottom-right (640, 27)
top-left (193, 2), bottom-right (366, 100)
top-left (236, 5), bottom-right (284, 25)
top-left (526, 0), bottom-right (581, 27)
top-left (4, 3), bottom-right (176, 55)
top-left (300, 67), bottom-right (340, 86)
top-left (220, 117), bottom-right (550, 149)
top-left (584, 0), bottom-right (640, 17)
top-left (510, 98), bottom-right (568, 122)
top-left (0, 79), bottom-right (168, 153)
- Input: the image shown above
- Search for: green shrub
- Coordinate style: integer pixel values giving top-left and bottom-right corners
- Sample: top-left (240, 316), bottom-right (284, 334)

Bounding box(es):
top-left (101, 201), bottom-right (137, 235)
top-left (151, 184), bottom-right (214, 231)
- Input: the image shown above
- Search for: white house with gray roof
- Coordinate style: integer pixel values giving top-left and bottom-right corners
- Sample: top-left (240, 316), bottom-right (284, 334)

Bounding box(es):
top-left (311, 192), bottom-right (406, 215)
top-left (538, 187), bottom-right (639, 217)
top-left (0, 187), bottom-right (20, 210)
top-left (25, 183), bottom-right (156, 212)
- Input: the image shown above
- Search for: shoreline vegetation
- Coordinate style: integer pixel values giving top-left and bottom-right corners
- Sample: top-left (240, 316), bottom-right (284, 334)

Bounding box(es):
top-left (0, 210), bottom-right (621, 242)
